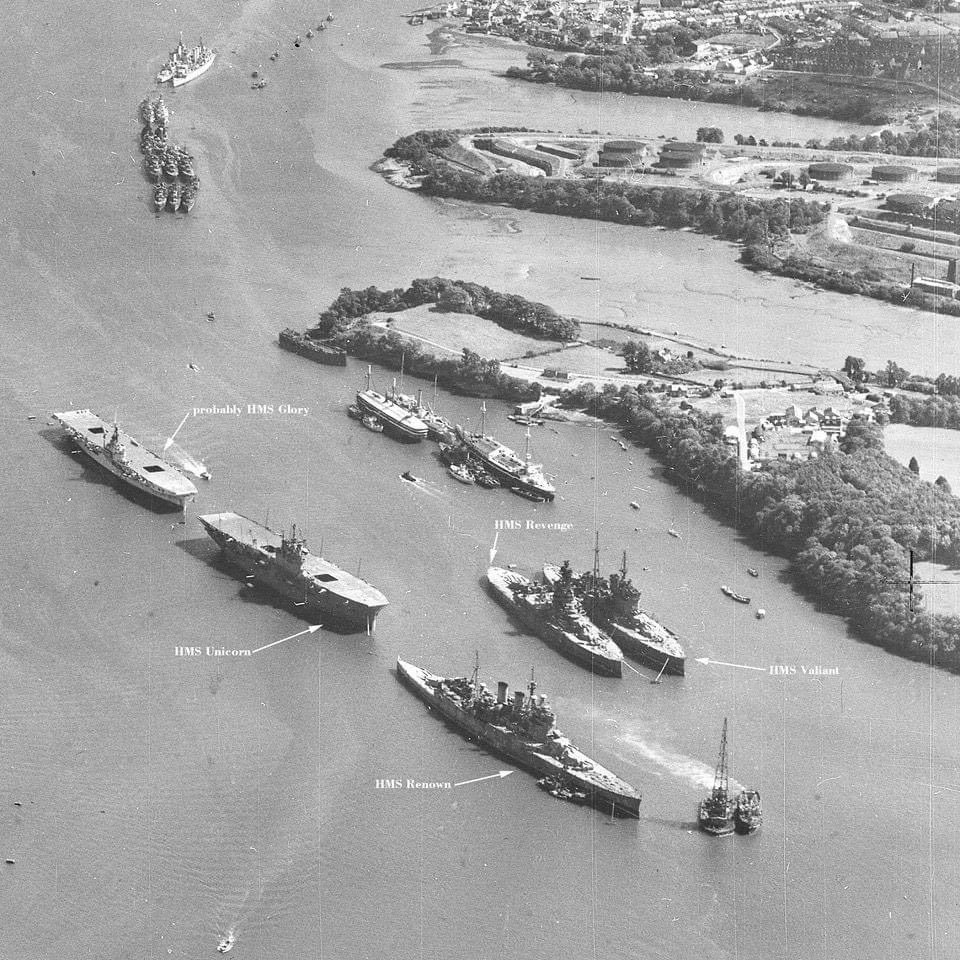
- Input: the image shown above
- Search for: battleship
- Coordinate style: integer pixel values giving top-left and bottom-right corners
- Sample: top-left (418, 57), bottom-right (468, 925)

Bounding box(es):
top-left (396, 657), bottom-right (640, 817)
top-left (699, 718), bottom-right (735, 836)
top-left (197, 512), bottom-right (388, 631)
top-left (455, 403), bottom-right (555, 501)
top-left (157, 36), bottom-right (216, 87)
top-left (355, 366), bottom-right (428, 442)
top-left (486, 565), bottom-right (624, 677)
top-left (278, 328), bottom-right (347, 366)
top-left (52, 410), bottom-right (198, 509)
top-left (543, 544), bottom-right (685, 676)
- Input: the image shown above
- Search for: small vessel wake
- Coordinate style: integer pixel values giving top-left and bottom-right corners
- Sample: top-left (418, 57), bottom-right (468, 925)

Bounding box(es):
top-left (620, 733), bottom-right (743, 793)
top-left (164, 442), bottom-right (210, 479)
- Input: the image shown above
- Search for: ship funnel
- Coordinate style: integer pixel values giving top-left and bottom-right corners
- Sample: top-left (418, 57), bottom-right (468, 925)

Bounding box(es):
top-left (497, 681), bottom-right (508, 704)
top-left (513, 690), bottom-right (525, 709)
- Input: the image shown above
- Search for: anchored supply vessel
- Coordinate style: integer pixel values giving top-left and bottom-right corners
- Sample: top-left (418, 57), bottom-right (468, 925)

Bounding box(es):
top-left (544, 546), bottom-right (685, 675)
top-left (355, 366), bottom-right (428, 442)
top-left (486, 565), bottom-right (623, 677)
top-left (52, 409), bottom-right (197, 509)
top-left (198, 512), bottom-right (388, 631)
top-left (734, 789), bottom-right (762, 834)
top-left (699, 718), bottom-right (735, 836)
top-left (279, 328), bottom-right (347, 366)
top-left (396, 657), bottom-right (640, 817)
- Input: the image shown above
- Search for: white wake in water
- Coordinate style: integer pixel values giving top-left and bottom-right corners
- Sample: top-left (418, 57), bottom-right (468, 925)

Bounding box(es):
top-left (164, 443), bottom-right (210, 479)
top-left (620, 733), bottom-right (744, 793)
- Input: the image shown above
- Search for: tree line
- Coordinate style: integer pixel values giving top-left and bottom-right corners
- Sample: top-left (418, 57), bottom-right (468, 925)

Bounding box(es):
top-left (310, 277), bottom-right (579, 342)
top-left (558, 381), bottom-right (960, 671)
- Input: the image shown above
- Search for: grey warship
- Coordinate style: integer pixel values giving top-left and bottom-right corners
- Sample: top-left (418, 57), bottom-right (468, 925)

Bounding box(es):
top-left (544, 546), bottom-right (685, 676)
top-left (397, 657), bottom-right (640, 817)
top-left (198, 512), bottom-right (388, 631)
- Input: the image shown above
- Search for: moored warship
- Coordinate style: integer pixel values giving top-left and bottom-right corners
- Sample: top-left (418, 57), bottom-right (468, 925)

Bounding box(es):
top-left (486, 565), bottom-right (623, 677)
top-left (198, 512), bottom-right (388, 631)
top-left (543, 543), bottom-right (685, 675)
top-left (52, 409), bottom-right (198, 509)
top-left (396, 657), bottom-right (640, 817)
top-left (157, 35), bottom-right (216, 87)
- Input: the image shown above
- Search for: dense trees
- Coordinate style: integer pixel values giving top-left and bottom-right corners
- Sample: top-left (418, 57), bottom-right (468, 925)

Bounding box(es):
top-left (410, 156), bottom-right (825, 243)
top-left (506, 51), bottom-right (764, 110)
top-left (311, 277), bottom-right (579, 342)
top-left (558, 383), bottom-right (960, 671)
top-left (804, 115), bottom-right (960, 159)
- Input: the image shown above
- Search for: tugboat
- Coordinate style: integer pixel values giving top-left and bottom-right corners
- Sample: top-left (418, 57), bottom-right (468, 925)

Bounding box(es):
top-left (721, 585), bottom-right (751, 604)
top-left (397, 655), bottom-right (640, 817)
top-left (543, 540), bottom-right (685, 675)
top-left (536, 774), bottom-right (591, 806)
top-left (734, 788), bottom-right (762, 834)
top-left (361, 414), bottom-right (384, 433)
top-left (699, 718), bottom-right (735, 836)
top-left (217, 931), bottom-right (236, 953)
top-left (486, 564), bottom-right (624, 677)
top-left (346, 404), bottom-right (363, 420)
top-left (448, 462), bottom-right (474, 485)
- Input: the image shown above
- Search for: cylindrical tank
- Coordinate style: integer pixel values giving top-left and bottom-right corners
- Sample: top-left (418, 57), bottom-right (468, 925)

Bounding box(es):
top-left (808, 161), bottom-right (853, 181)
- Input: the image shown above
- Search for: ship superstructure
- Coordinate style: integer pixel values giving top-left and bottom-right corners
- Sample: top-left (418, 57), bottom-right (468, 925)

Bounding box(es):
top-left (157, 35), bottom-right (216, 87)
top-left (397, 657), bottom-right (640, 817)
top-left (544, 543), bottom-right (685, 675)
top-left (486, 565), bottom-right (623, 677)
top-left (198, 512), bottom-right (388, 631)
top-left (455, 403), bottom-right (555, 501)
top-left (52, 409), bottom-right (198, 509)
top-left (355, 366), bottom-right (428, 442)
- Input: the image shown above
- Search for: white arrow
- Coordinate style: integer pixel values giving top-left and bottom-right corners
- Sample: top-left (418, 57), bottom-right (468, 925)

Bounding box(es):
top-left (163, 411), bottom-right (192, 452)
top-left (250, 624), bottom-right (322, 654)
top-left (489, 532), bottom-right (499, 567)
top-left (453, 770), bottom-right (514, 788)
top-left (695, 656), bottom-right (766, 672)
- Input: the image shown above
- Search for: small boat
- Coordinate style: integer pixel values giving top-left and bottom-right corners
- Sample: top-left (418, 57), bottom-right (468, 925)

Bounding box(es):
top-left (721, 585), bottom-right (751, 604)
top-left (449, 463), bottom-right (474, 485)
top-left (361, 415), bottom-right (383, 433)
top-left (326, 12), bottom-right (334, 20)
top-left (536, 775), bottom-right (591, 806)
top-left (307, 29), bottom-right (314, 38)
top-left (629, 501), bottom-right (640, 510)
top-left (474, 471), bottom-right (500, 489)
top-left (199, 470), bottom-right (212, 481)
top-left (747, 568), bottom-right (759, 578)
top-left (400, 471), bottom-right (419, 483)
top-left (217, 932), bottom-right (236, 953)
top-left (347, 404), bottom-right (363, 420)
top-left (618, 441), bottom-right (628, 451)
top-left (755, 608), bottom-right (766, 620)
top-left (667, 528), bottom-right (681, 539)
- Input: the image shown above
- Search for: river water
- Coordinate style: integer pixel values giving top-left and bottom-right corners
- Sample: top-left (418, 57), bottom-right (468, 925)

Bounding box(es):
top-left (1, 1), bottom-right (958, 958)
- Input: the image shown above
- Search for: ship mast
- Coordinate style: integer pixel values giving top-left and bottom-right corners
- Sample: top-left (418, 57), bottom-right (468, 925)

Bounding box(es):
top-left (620, 550), bottom-right (628, 580)
top-left (365, 364), bottom-right (372, 392)
top-left (593, 531), bottom-right (601, 582)
top-left (713, 718), bottom-right (730, 800)
top-left (527, 667), bottom-right (536, 709)
top-left (480, 400), bottom-right (487, 436)
top-left (524, 426), bottom-right (531, 463)
top-left (471, 651), bottom-right (480, 701)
